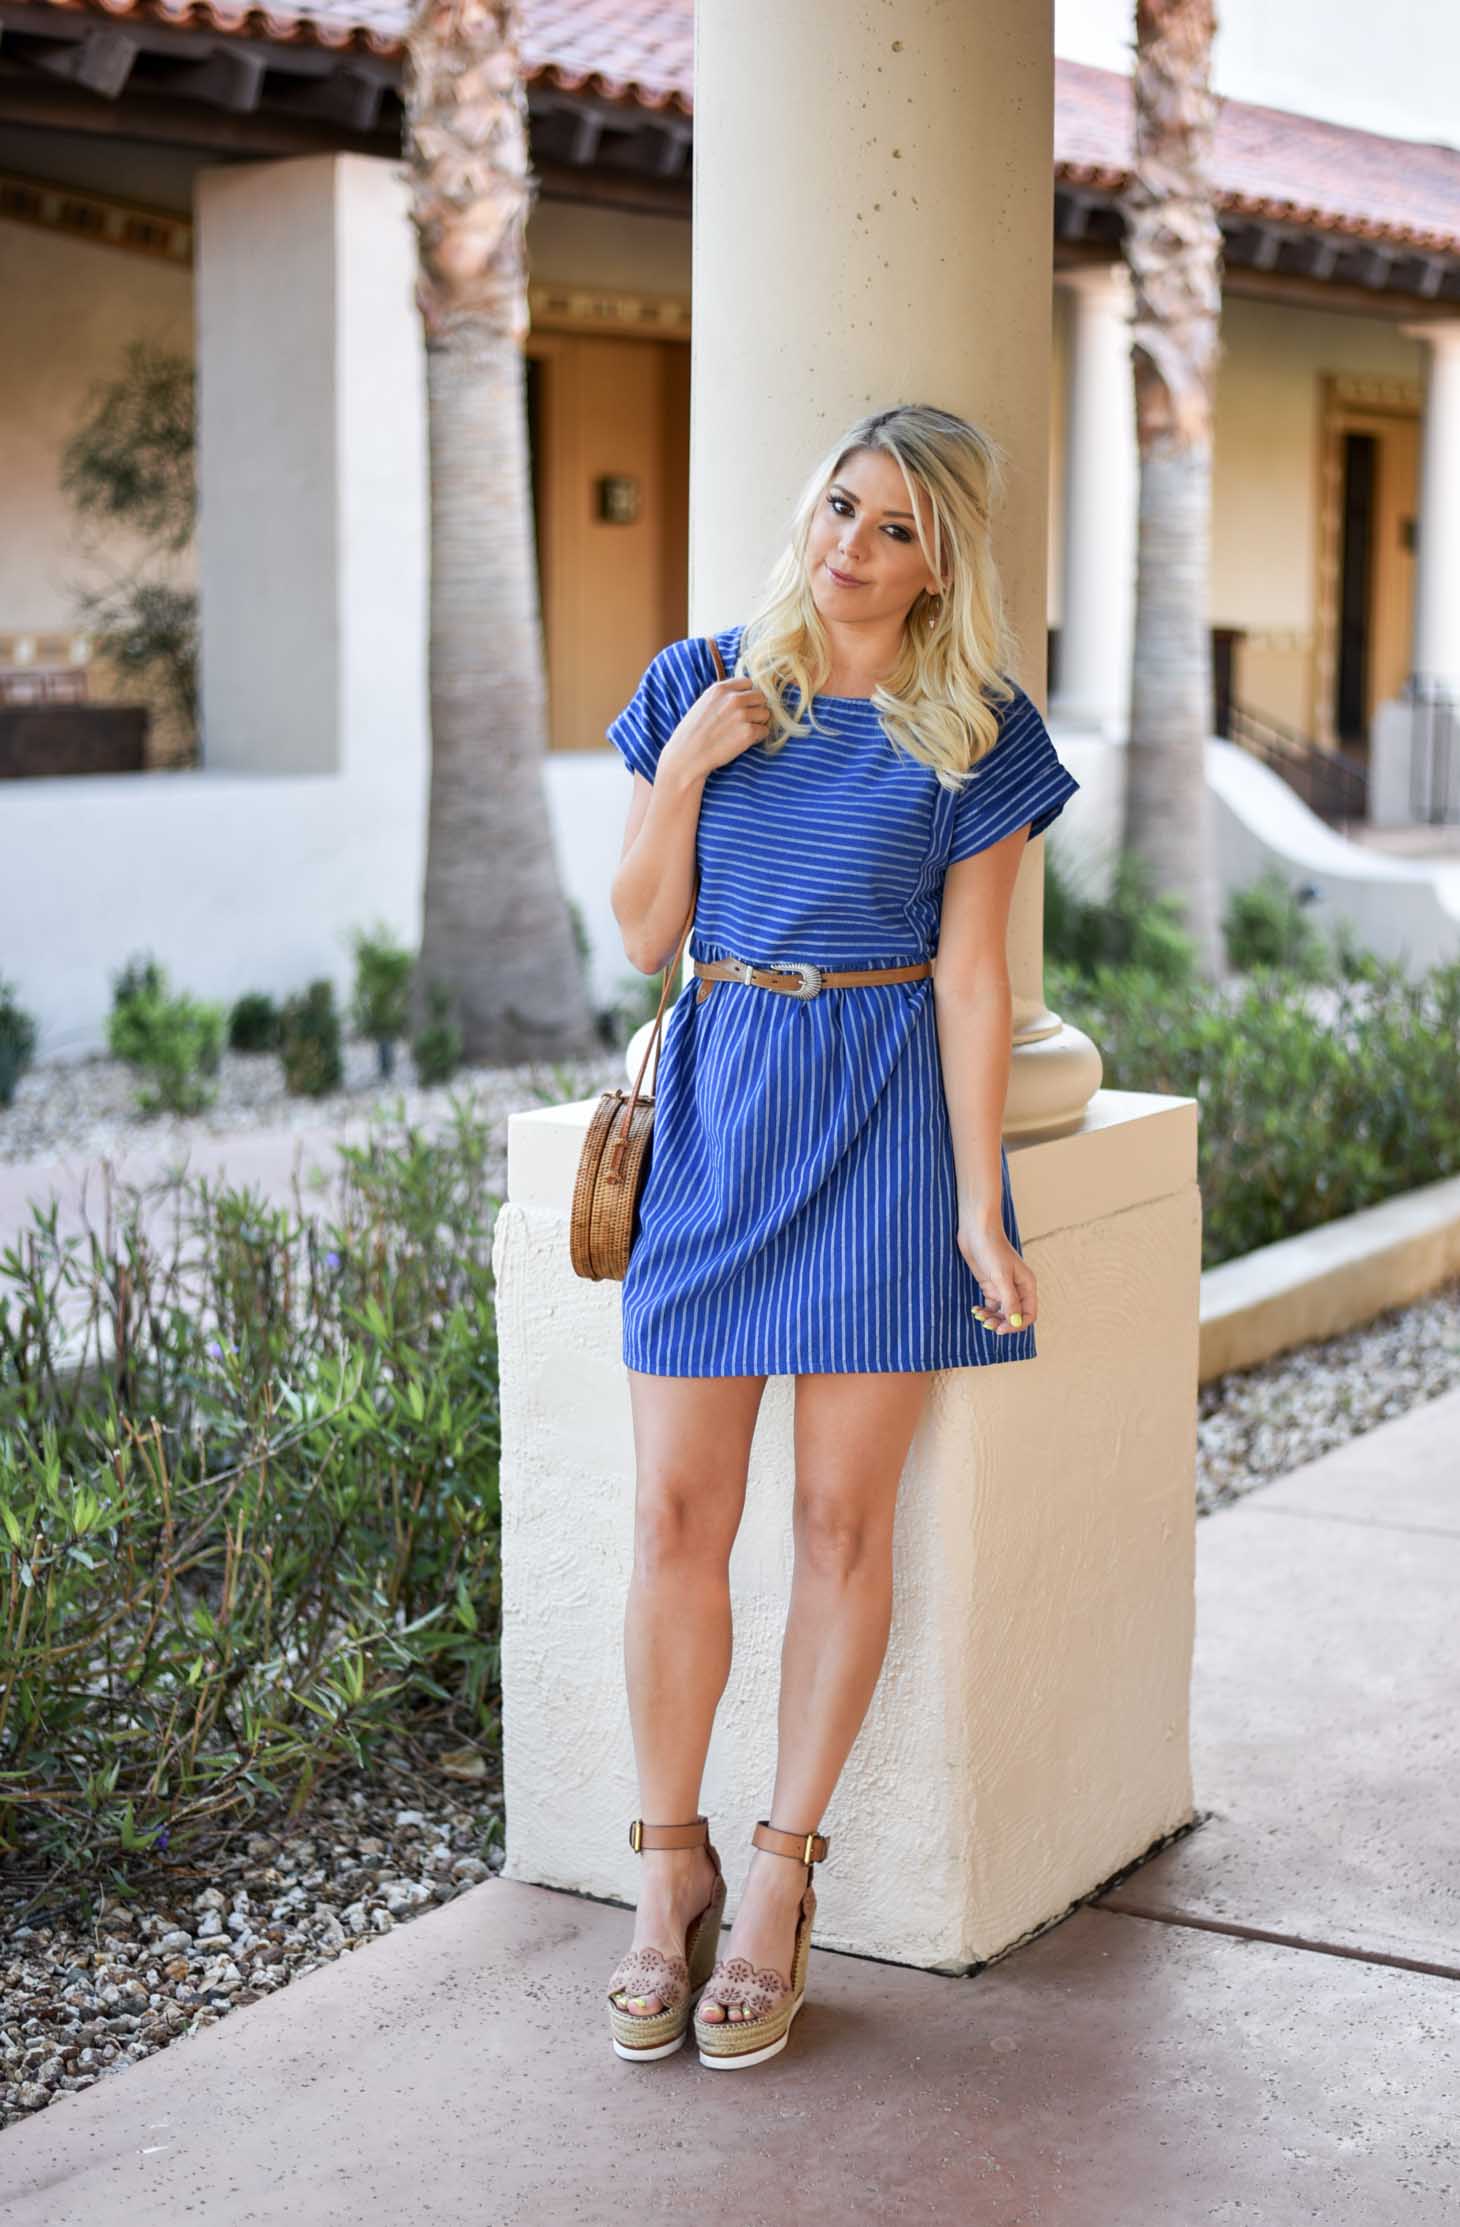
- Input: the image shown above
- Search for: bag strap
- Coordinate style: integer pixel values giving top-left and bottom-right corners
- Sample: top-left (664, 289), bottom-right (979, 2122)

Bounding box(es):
top-left (609, 635), bottom-right (728, 1159)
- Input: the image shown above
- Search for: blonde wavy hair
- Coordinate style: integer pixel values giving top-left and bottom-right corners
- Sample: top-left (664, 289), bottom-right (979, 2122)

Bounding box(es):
top-left (734, 403), bottom-right (1021, 788)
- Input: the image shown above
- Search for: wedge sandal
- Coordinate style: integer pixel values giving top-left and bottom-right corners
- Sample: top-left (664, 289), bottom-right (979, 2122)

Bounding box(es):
top-left (606, 1814), bottom-right (727, 2062)
top-left (693, 1819), bottom-right (829, 2069)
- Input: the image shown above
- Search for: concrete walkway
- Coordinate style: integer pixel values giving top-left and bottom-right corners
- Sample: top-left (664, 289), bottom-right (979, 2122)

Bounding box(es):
top-left (0, 1118), bottom-right (393, 1250)
top-left (3, 1388), bottom-right (1456, 2224)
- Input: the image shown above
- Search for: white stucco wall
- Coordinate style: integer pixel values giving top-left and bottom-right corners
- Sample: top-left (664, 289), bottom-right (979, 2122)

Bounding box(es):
top-left (1056, 0), bottom-right (1460, 147)
top-left (1, 749), bottom-right (650, 1060)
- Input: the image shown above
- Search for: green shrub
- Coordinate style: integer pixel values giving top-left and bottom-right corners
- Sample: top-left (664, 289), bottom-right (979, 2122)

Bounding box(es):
top-left (228, 991), bottom-right (282, 1054)
top-left (107, 955), bottom-right (224, 1115)
top-left (0, 978), bottom-right (38, 1108)
top-left (1223, 869), bottom-right (1331, 980)
top-left (1045, 849), bottom-right (1198, 986)
top-left (412, 983), bottom-right (463, 1086)
top-left (281, 979), bottom-right (344, 1097)
top-left (107, 951), bottom-right (166, 1061)
top-left (350, 925), bottom-right (414, 1079)
top-left (0, 1101), bottom-right (503, 1894)
top-left (1046, 951), bottom-right (1460, 1268)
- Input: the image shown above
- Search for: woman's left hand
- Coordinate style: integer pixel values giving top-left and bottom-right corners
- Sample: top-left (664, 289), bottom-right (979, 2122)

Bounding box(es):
top-left (956, 1217), bottom-right (1036, 1334)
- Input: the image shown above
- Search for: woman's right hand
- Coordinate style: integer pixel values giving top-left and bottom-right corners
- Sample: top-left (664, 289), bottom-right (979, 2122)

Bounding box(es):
top-left (665, 676), bottom-right (773, 778)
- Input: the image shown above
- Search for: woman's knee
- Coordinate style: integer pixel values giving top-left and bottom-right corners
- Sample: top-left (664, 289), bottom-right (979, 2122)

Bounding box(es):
top-left (632, 1473), bottom-right (738, 1579)
top-left (791, 1488), bottom-right (888, 1580)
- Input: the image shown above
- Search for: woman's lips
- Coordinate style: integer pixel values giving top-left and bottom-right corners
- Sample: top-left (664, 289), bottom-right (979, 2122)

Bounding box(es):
top-left (826, 564), bottom-right (865, 587)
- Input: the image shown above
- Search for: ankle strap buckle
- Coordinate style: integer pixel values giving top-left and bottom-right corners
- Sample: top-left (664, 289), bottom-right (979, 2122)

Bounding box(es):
top-left (754, 1818), bottom-right (830, 1865)
top-left (628, 1815), bottom-right (708, 1853)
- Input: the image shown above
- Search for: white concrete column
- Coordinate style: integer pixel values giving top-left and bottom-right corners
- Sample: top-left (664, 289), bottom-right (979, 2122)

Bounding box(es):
top-left (1052, 263), bottom-right (1139, 737)
top-left (497, 0), bottom-right (1198, 1971)
top-left (1400, 319), bottom-right (1460, 695)
top-left (195, 155), bottom-right (428, 778)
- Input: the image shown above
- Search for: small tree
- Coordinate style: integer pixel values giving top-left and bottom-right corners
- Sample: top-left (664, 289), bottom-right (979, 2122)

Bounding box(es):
top-left (60, 339), bottom-right (199, 748)
top-left (350, 925), bottom-right (415, 1079)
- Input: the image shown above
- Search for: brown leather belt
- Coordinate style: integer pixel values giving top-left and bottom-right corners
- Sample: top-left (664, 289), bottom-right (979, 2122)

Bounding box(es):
top-left (693, 953), bottom-right (933, 1003)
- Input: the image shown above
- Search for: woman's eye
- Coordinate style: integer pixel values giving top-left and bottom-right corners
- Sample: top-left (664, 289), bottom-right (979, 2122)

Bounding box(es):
top-left (829, 494), bottom-right (909, 542)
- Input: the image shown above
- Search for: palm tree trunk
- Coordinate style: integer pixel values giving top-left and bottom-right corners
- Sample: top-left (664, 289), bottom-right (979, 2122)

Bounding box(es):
top-left (1121, 0), bottom-right (1227, 978)
top-left (404, 0), bottom-right (599, 1060)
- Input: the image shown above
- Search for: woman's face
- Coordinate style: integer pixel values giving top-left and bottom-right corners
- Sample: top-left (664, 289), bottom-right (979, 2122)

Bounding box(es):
top-left (806, 446), bottom-right (947, 626)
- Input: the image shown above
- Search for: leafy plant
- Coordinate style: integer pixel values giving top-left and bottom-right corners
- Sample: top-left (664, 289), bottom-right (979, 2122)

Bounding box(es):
top-left (60, 339), bottom-right (198, 747)
top-left (107, 954), bottom-right (224, 1114)
top-left (412, 983), bottom-right (463, 1086)
top-left (77, 578), bottom-right (198, 732)
top-left (1045, 848), bottom-right (1198, 986)
top-left (350, 925), bottom-right (415, 1079)
top-left (0, 978), bottom-right (38, 1108)
top-left (60, 339), bottom-right (195, 552)
top-left (0, 1101), bottom-right (503, 1898)
top-left (228, 992), bottom-right (282, 1054)
top-left (281, 980), bottom-right (344, 1098)
top-left (1046, 951), bottom-right (1460, 1268)
top-left (1223, 868), bottom-right (1331, 980)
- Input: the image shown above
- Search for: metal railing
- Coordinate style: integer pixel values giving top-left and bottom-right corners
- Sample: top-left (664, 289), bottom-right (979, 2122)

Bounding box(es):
top-left (1225, 698), bottom-right (1369, 826)
top-left (1405, 676), bottom-right (1459, 824)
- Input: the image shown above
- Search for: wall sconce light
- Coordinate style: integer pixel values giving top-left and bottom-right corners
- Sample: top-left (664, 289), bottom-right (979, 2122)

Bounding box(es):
top-left (596, 475), bottom-right (640, 524)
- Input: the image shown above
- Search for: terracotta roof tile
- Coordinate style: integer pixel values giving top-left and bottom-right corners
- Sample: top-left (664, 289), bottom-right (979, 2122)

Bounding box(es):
top-left (1055, 54), bottom-right (1460, 257)
top-left (31, 0), bottom-right (696, 103)
top-left (25, 5), bottom-right (1460, 253)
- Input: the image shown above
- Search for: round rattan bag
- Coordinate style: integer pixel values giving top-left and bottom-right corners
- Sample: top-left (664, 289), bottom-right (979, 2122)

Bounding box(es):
top-left (569, 888), bottom-right (697, 1280)
top-left (569, 636), bottom-right (727, 1281)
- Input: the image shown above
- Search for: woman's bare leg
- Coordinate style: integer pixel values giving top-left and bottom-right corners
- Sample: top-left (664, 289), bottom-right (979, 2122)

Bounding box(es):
top-left (700, 1367), bottom-right (931, 2022)
top-left (613, 1367), bottom-right (769, 2019)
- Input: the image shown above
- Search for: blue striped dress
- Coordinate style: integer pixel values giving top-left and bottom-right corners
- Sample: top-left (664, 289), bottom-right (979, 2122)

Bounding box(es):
top-left (606, 622), bottom-right (1081, 1376)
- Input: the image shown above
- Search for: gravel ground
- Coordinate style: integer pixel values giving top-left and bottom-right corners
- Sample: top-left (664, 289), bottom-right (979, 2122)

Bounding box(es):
top-left (1195, 1273), bottom-right (1460, 1513)
top-left (0, 1039), bottom-right (633, 1169)
top-left (0, 1732), bottom-right (505, 2131)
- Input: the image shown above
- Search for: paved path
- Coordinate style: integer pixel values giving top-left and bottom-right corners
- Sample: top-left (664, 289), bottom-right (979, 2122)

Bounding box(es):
top-left (0, 1119), bottom-right (392, 1250)
top-left (2, 1386), bottom-right (1455, 2224)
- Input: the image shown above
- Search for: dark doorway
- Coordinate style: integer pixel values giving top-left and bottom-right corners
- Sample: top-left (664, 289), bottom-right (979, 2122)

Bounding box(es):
top-left (1334, 431), bottom-right (1376, 744)
top-left (525, 354), bottom-right (546, 652)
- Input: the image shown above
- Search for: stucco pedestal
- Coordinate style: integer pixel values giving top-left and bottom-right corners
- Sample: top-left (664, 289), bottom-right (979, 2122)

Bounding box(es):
top-left (493, 1086), bottom-right (1200, 1969)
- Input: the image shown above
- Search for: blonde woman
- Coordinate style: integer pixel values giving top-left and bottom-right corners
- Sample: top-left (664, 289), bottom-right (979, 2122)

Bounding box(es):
top-left (603, 404), bottom-right (1081, 2069)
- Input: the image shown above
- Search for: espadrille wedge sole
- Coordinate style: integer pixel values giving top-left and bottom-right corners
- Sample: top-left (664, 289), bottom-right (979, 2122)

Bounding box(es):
top-left (694, 1819), bottom-right (828, 2071)
top-left (607, 1815), bottom-right (727, 2062)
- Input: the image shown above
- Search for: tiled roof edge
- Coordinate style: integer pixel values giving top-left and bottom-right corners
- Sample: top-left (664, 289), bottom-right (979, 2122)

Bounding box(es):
top-left (22, 1), bottom-right (1460, 251)
top-left (22, 0), bottom-right (693, 110)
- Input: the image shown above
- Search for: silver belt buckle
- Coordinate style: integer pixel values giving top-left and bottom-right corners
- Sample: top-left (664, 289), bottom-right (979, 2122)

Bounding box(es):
top-left (731, 955), bottom-right (823, 998)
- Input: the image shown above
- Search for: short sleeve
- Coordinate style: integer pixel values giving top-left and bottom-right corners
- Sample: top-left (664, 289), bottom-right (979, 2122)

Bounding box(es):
top-left (606, 639), bottom-right (704, 785)
top-left (947, 685), bottom-right (1081, 864)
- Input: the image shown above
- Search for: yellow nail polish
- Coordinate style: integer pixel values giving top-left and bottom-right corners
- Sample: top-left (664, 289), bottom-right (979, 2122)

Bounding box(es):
top-left (1009, 1313), bottom-right (1023, 1327)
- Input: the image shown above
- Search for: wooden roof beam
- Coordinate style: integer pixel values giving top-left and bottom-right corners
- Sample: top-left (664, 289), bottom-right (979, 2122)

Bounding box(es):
top-left (159, 43), bottom-right (266, 114)
top-left (29, 25), bottom-right (137, 99)
top-left (273, 65), bottom-right (387, 135)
